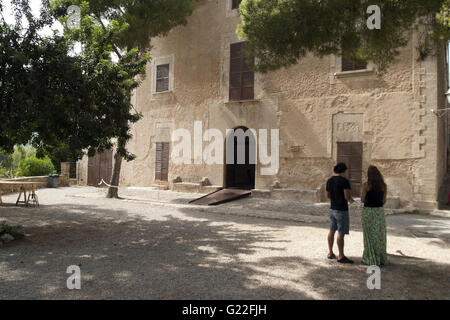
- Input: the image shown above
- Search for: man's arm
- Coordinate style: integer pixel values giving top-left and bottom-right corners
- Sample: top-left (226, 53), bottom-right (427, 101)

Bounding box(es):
top-left (326, 180), bottom-right (331, 200)
top-left (344, 189), bottom-right (354, 204)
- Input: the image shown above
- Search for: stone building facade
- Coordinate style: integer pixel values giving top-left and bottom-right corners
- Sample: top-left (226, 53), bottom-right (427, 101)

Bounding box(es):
top-left (78, 0), bottom-right (449, 209)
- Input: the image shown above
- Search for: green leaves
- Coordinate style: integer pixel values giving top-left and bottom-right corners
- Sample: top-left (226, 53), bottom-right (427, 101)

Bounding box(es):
top-left (238, 0), bottom-right (448, 73)
top-left (1, 0), bottom-right (197, 163)
top-left (17, 156), bottom-right (56, 177)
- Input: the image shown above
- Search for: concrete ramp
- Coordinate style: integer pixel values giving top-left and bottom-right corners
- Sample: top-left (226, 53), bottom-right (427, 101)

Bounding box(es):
top-left (189, 188), bottom-right (251, 206)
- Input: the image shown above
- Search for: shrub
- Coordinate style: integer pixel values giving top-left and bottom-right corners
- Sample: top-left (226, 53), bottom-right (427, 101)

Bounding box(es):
top-left (0, 223), bottom-right (25, 240)
top-left (17, 157), bottom-right (56, 177)
top-left (0, 167), bottom-right (7, 178)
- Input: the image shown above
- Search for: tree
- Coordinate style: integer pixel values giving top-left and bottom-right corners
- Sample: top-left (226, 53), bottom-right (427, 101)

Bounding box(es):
top-left (0, 148), bottom-right (13, 177)
top-left (0, 0), bottom-right (150, 186)
top-left (38, 141), bottom-right (82, 174)
top-left (51, 0), bottom-right (198, 198)
top-left (0, 145), bottom-right (36, 178)
top-left (238, 0), bottom-right (449, 73)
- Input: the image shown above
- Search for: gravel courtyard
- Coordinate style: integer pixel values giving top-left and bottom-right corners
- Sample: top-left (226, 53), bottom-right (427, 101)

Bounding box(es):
top-left (0, 186), bottom-right (449, 300)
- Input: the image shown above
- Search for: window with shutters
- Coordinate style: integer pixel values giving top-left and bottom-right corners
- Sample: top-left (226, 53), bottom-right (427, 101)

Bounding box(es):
top-left (341, 56), bottom-right (367, 72)
top-left (229, 42), bottom-right (254, 101)
top-left (232, 0), bottom-right (242, 10)
top-left (155, 142), bottom-right (170, 181)
top-left (156, 64), bottom-right (170, 93)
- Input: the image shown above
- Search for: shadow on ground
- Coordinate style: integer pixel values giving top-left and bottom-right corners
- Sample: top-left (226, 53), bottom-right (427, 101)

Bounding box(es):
top-left (0, 203), bottom-right (302, 299)
top-left (0, 201), bottom-right (449, 300)
top-left (180, 204), bottom-right (450, 247)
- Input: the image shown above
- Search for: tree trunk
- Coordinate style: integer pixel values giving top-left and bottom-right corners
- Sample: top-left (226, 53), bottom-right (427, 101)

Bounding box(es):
top-left (106, 149), bottom-right (123, 198)
top-left (107, 77), bottom-right (132, 199)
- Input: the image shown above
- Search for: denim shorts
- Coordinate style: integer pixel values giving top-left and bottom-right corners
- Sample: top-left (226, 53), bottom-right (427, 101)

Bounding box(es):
top-left (330, 209), bottom-right (350, 235)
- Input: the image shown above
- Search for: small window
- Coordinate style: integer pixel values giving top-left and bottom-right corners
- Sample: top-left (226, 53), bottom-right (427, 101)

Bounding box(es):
top-left (341, 56), bottom-right (367, 72)
top-left (232, 0), bottom-right (242, 10)
top-left (229, 42), bottom-right (254, 101)
top-left (156, 64), bottom-right (170, 92)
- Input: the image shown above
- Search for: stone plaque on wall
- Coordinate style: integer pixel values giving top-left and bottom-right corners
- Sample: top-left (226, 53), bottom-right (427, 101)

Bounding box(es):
top-left (333, 113), bottom-right (364, 143)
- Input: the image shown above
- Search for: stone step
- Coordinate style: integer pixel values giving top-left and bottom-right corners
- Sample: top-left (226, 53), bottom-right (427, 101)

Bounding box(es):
top-left (430, 210), bottom-right (450, 218)
top-left (151, 183), bottom-right (170, 190)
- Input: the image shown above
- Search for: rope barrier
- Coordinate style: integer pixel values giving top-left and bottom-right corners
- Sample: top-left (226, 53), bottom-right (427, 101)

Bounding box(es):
top-left (98, 179), bottom-right (119, 189)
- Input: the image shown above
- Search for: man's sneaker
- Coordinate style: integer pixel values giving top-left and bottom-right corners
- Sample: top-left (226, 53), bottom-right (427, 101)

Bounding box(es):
top-left (337, 256), bottom-right (354, 264)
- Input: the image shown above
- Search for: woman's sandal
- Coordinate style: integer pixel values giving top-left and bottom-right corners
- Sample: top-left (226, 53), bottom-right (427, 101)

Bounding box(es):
top-left (327, 254), bottom-right (337, 259)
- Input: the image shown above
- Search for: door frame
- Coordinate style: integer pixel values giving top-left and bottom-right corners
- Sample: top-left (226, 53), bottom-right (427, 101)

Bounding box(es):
top-left (224, 126), bottom-right (256, 190)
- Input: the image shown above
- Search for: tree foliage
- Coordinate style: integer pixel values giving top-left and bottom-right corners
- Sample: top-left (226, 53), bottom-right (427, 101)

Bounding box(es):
top-left (17, 156), bottom-right (56, 177)
top-left (0, 0), bottom-right (198, 196)
top-left (238, 0), bottom-right (449, 73)
top-left (49, 0), bottom-right (198, 197)
top-left (0, 145), bottom-right (37, 177)
top-left (52, 0), bottom-right (198, 51)
top-left (50, 0), bottom-right (198, 156)
top-left (0, 0), bottom-right (150, 162)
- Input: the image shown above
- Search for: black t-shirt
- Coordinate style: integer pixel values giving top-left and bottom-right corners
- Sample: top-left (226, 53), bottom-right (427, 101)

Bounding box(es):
top-left (326, 176), bottom-right (351, 211)
top-left (364, 188), bottom-right (385, 208)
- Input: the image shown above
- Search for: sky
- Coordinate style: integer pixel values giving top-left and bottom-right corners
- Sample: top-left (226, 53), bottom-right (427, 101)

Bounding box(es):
top-left (1, 0), bottom-right (63, 35)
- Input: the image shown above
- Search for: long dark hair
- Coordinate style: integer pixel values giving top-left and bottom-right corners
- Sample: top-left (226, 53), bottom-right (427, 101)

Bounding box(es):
top-left (367, 165), bottom-right (386, 193)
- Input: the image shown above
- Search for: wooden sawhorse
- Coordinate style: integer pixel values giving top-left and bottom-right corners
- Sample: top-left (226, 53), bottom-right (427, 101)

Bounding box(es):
top-left (16, 184), bottom-right (39, 207)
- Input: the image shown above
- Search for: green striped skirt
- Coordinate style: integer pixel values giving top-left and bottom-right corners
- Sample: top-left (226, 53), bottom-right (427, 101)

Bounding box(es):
top-left (361, 207), bottom-right (388, 266)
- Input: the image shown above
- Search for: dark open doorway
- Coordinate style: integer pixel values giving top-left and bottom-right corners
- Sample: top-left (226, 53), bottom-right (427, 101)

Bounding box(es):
top-left (225, 127), bottom-right (256, 190)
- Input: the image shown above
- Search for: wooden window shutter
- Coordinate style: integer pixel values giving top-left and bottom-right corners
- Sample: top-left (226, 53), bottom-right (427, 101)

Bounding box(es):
top-left (232, 0), bottom-right (242, 10)
top-left (161, 142), bottom-right (169, 181)
top-left (342, 56), bottom-right (367, 72)
top-left (155, 142), bottom-right (170, 181)
top-left (156, 64), bottom-right (170, 92)
top-left (229, 42), bottom-right (254, 101)
top-left (155, 142), bottom-right (163, 181)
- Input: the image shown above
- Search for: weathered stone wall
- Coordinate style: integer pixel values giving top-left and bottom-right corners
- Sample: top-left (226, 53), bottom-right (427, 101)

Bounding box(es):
top-left (0, 177), bottom-right (49, 196)
top-left (114, 0), bottom-right (447, 208)
top-left (60, 162), bottom-right (79, 187)
top-left (77, 157), bottom-right (89, 186)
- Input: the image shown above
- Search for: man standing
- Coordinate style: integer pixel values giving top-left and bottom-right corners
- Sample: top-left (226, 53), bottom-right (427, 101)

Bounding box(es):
top-left (326, 162), bottom-right (355, 264)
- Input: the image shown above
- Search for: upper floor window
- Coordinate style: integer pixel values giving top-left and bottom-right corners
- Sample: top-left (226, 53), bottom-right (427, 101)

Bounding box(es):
top-left (232, 0), bottom-right (242, 10)
top-left (341, 56), bottom-right (367, 72)
top-left (156, 64), bottom-right (170, 93)
top-left (229, 42), bottom-right (254, 101)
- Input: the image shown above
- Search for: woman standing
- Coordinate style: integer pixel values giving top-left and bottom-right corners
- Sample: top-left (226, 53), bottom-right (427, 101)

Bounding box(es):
top-left (361, 166), bottom-right (388, 266)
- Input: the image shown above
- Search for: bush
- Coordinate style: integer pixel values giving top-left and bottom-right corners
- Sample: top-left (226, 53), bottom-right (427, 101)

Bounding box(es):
top-left (0, 223), bottom-right (25, 240)
top-left (0, 167), bottom-right (7, 178)
top-left (17, 157), bottom-right (56, 177)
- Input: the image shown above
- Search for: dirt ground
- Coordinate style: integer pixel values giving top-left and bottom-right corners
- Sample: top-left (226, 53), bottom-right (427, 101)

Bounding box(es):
top-left (0, 186), bottom-right (449, 300)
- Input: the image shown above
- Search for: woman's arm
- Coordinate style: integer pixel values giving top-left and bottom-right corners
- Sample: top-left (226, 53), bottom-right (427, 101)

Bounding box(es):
top-left (361, 182), bottom-right (368, 205)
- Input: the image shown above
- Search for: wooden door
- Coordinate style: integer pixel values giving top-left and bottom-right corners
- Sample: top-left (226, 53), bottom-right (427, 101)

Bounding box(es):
top-left (155, 142), bottom-right (170, 181)
top-left (337, 142), bottom-right (363, 197)
top-left (87, 153), bottom-right (100, 186)
top-left (87, 150), bottom-right (113, 187)
top-left (100, 150), bottom-right (113, 186)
